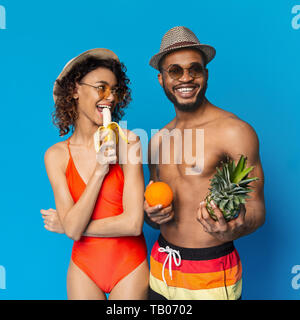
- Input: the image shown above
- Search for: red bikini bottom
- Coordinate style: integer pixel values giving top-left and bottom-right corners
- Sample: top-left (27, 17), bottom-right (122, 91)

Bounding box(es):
top-left (71, 234), bottom-right (147, 293)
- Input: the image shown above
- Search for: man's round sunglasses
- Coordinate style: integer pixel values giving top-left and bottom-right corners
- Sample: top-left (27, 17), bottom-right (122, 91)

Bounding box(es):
top-left (162, 63), bottom-right (206, 80)
top-left (79, 82), bottom-right (124, 103)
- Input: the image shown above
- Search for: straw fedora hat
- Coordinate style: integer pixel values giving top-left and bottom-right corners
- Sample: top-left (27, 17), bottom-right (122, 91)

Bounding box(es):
top-left (149, 26), bottom-right (216, 70)
top-left (53, 48), bottom-right (119, 103)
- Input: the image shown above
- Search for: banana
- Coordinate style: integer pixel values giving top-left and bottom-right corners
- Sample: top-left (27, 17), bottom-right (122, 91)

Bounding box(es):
top-left (94, 107), bottom-right (128, 152)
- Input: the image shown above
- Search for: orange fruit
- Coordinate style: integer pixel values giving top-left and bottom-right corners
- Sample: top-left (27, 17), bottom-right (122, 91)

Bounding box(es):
top-left (144, 182), bottom-right (173, 208)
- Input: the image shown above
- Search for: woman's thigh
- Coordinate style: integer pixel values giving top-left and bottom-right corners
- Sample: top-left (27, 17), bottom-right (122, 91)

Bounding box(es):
top-left (67, 259), bottom-right (107, 300)
top-left (108, 259), bottom-right (149, 300)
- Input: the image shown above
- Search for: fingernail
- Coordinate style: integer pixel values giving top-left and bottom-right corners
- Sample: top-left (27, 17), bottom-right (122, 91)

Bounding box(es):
top-left (157, 204), bottom-right (163, 209)
top-left (210, 200), bottom-right (216, 208)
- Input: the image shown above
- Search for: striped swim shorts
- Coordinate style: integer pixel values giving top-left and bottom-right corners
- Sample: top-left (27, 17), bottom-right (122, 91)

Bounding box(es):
top-left (149, 234), bottom-right (242, 300)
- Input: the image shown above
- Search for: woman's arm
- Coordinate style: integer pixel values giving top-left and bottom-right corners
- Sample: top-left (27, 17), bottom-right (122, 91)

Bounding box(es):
top-left (82, 132), bottom-right (145, 237)
top-left (44, 140), bottom-right (113, 241)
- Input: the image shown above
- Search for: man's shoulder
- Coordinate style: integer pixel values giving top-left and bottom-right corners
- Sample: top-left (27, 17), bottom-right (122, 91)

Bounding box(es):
top-left (210, 108), bottom-right (259, 152)
top-left (220, 116), bottom-right (257, 139)
top-left (210, 106), bottom-right (256, 136)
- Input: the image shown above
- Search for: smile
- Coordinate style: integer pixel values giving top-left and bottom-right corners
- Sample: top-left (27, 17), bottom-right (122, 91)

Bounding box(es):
top-left (96, 104), bottom-right (111, 114)
top-left (176, 87), bottom-right (194, 92)
top-left (174, 85), bottom-right (199, 98)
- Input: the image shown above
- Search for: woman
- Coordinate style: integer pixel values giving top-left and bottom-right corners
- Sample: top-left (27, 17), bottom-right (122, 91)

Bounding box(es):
top-left (41, 48), bottom-right (148, 300)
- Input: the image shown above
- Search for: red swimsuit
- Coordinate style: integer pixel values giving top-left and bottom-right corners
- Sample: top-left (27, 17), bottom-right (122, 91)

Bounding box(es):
top-left (65, 138), bottom-right (147, 293)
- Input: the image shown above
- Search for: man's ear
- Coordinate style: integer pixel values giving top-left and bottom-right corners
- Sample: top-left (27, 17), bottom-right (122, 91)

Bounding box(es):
top-left (158, 73), bottom-right (163, 88)
top-left (205, 68), bottom-right (209, 81)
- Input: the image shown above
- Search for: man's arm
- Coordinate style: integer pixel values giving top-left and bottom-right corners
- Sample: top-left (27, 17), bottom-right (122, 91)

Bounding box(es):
top-left (224, 119), bottom-right (265, 233)
top-left (197, 118), bottom-right (265, 241)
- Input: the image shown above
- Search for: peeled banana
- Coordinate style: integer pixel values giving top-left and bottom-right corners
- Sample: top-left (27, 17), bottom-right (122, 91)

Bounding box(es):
top-left (94, 107), bottom-right (128, 152)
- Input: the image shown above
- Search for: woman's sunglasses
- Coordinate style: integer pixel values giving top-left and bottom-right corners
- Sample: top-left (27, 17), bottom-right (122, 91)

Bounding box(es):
top-left (79, 82), bottom-right (124, 103)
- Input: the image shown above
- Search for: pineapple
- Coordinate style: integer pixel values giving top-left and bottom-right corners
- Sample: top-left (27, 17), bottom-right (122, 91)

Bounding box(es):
top-left (205, 155), bottom-right (258, 222)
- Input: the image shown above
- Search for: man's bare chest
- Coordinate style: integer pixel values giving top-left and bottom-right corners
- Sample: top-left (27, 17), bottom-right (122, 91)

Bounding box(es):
top-left (152, 127), bottom-right (226, 182)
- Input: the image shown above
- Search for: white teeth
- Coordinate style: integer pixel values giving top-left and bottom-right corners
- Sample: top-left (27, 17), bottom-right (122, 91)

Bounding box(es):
top-left (176, 87), bottom-right (194, 92)
top-left (97, 105), bottom-right (111, 109)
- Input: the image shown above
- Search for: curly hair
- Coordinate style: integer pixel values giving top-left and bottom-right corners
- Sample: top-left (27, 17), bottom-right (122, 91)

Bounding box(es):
top-left (52, 57), bottom-right (131, 136)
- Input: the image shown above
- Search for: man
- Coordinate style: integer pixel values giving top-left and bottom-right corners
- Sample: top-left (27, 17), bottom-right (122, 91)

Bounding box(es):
top-left (144, 26), bottom-right (265, 300)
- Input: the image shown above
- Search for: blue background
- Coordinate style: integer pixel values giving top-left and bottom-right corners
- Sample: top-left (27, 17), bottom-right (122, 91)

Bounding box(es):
top-left (0, 0), bottom-right (299, 299)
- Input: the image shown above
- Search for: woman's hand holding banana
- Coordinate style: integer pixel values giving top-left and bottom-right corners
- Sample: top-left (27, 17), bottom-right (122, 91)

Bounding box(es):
top-left (94, 107), bottom-right (127, 175)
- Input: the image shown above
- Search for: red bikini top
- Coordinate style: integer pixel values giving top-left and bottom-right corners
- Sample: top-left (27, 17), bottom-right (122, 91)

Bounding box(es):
top-left (65, 137), bottom-right (124, 220)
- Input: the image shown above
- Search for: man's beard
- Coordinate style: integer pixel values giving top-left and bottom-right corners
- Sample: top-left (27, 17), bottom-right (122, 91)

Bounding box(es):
top-left (162, 81), bottom-right (207, 112)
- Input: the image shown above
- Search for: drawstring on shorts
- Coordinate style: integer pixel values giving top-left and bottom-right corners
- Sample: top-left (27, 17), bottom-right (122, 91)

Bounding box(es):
top-left (158, 246), bottom-right (181, 284)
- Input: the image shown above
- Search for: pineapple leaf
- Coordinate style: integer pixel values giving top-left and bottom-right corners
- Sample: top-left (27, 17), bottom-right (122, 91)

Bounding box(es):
top-left (233, 197), bottom-right (240, 206)
top-left (238, 177), bottom-right (259, 186)
top-left (234, 190), bottom-right (251, 194)
top-left (233, 166), bottom-right (255, 184)
top-left (223, 164), bottom-right (230, 183)
top-left (219, 199), bottom-right (229, 210)
top-left (229, 160), bottom-right (236, 181)
top-left (232, 155), bottom-right (246, 181)
top-left (228, 200), bottom-right (234, 210)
